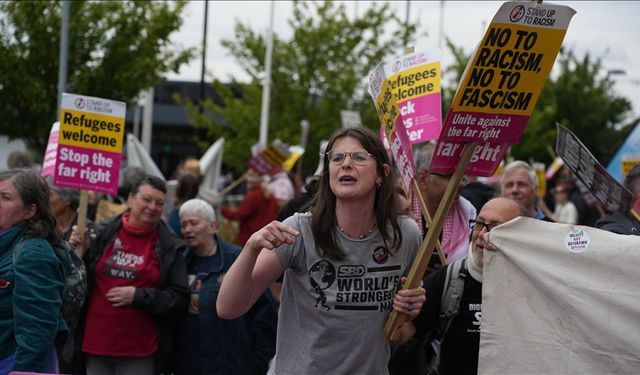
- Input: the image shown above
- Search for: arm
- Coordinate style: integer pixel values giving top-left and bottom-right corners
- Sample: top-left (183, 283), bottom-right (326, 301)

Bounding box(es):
top-left (390, 276), bottom-right (426, 346)
top-left (12, 240), bottom-right (64, 372)
top-left (217, 221), bottom-right (298, 319)
top-left (220, 189), bottom-right (259, 221)
top-left (131, 249), bottom-right (189, 315)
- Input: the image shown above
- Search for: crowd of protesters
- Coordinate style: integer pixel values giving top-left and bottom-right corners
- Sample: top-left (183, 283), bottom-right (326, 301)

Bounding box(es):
top-left (0, 134), bottom-right (638, 375)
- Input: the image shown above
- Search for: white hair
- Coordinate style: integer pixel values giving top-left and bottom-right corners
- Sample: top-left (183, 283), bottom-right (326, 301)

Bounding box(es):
top-left (179, 198), bottom-right (216, 223)
top-left (501, 160), bottom-right (538, 190)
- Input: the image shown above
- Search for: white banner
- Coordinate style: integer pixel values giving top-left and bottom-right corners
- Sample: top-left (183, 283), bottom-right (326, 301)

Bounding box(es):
top-left (481, 217), bottom-right (640, 374)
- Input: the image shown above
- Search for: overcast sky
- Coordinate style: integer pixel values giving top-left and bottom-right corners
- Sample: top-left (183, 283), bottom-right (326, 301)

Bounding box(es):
top-left (168, 1), bottom-right (640, 119)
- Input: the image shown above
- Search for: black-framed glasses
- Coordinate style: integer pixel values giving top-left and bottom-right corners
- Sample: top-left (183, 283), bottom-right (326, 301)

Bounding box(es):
top-left (326, 149), bottom-right (374, 166)
top-left (469, 219), bottom-right (499, 232)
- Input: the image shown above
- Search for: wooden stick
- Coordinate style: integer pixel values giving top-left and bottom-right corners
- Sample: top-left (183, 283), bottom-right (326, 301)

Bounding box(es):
top-left (219, 172), bottom-right (249, 196)
top-left (412, 180), bottom-right (447, 266)
top-left (384, 142), bottom-right (477, 340)
top-left (75, 190), bottom-right (88, 257)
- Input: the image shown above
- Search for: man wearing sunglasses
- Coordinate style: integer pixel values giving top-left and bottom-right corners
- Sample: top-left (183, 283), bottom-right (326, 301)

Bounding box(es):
top-left (394, 197), bottom-right (521, 375)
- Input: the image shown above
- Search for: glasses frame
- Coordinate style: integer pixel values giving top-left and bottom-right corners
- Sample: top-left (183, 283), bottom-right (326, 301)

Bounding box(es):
top-left (326, 149), bottom-right (375, 166)
top-left (469, 219), bottom-right (499, 232)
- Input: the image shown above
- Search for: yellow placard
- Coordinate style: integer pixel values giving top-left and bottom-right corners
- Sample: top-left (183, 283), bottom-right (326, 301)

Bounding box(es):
top-left (622, 159), bottom-right (640, 178)
top-left (453, 25), bottom-right (567, 116)
top-left (388, 62), bottom-right (441, 102)
top-left (58, 109), bottom-right (124, 153)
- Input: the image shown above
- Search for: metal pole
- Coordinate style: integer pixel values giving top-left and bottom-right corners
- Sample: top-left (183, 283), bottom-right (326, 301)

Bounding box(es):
top-left (56, 1), bottom-right (70, 118)
top-left (142, 88), bottom-right (154, 153)
top-left (133, 104), bottom-right (141, 139)
top-left (438, 1), bottom-right (445, 49)
top-left (199, 0), bottom-right (209, 113)
top-left (258, 1), bottom-right (275, 148)
top-left (404, 0), bottom-right (411, 46)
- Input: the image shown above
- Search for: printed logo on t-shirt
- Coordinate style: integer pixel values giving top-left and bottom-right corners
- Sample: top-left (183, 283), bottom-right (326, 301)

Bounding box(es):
top-left (309, 260), bottom-right (336, 311)
top-left (468, 303), bottom-right (482, 333)
top-left (103, 249), bottom-right (145, 280)
top-left (308, 253), bottom-right (402, 313)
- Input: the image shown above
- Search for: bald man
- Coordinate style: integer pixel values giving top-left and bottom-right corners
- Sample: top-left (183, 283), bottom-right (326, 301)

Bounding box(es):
top-left (396, 197), bottom-right (521, 375)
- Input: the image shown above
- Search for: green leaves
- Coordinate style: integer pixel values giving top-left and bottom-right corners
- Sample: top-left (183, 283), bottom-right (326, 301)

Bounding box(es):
top-left (0, 1), bottom-right (196, 155)
top-left (185, 1), bottom-right (417, 173)
top-left (444, 42), bottom-right (632, 166)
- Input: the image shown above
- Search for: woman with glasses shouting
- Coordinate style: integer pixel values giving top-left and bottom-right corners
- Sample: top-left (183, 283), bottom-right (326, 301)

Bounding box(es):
top-left (217, 127), bottom-right (425, 374)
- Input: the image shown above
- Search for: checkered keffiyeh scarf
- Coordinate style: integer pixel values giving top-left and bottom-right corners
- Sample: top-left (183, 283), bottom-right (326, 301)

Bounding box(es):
top-left (412, 194), bottom-right (423, 237)
top-left (441, 202), bottom-right (468, 260)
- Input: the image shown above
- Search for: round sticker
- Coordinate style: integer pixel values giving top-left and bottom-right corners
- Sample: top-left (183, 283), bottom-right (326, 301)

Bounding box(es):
top-left (564, 227), bottom-right (590, 253)
top-left (372, 246), bottom-right (389, 264)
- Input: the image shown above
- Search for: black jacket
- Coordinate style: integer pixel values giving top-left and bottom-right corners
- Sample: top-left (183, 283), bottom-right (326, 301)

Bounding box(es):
top-left (175, 236), bottom-right (277, 374)
top-left (595, 212), bottom-right (640, 235)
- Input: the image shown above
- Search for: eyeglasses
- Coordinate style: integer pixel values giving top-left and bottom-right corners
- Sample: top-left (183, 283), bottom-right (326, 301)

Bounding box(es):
top-left (326, 149), bottom-right (374, 166)
top-left (469, 219), bottom-right (499, 232)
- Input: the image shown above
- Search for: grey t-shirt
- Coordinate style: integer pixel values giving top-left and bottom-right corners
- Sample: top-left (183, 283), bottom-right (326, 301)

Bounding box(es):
top-left (271, 213), bottom-right (421, 374)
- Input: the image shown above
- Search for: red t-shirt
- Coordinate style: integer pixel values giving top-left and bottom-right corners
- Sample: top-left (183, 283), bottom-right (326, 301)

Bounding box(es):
top-left (83, 213), bottom-right (161, 357)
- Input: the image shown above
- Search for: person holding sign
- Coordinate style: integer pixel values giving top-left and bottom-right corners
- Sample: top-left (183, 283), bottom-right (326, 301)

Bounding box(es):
top-left (217, 127), bottom-right (425, 374)
top-left (394, 197), bottom-right (521, 375)
top-left (70, 175), bottom-right (188, 375)
top-left (415, 142), bottom-right (477, 264)
top-left (0, 169), bottom-right (66, 373)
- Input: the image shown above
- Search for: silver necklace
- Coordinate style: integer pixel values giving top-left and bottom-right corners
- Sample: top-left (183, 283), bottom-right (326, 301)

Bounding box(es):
top-left (338, 223), bottom-right (377, 239)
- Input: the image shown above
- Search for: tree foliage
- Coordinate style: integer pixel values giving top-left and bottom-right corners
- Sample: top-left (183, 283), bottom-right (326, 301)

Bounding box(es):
top-left (0, 1), bottom-right (195, 156)
top-left (182, 1), bottom-right (416, 173)
top-left (519, 51), bottom-right (632, 164)
top-left (443, 43), bottom-right (632, 166)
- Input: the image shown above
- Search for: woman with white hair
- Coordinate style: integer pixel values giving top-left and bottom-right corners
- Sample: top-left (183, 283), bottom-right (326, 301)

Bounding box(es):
top-left (174, 199), bottom-right (277, 375)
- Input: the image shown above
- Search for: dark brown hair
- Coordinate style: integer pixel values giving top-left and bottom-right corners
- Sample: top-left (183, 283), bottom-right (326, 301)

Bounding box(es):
top-left (0, 169), bottom-right (61, 245)
top-left (309, 127), bottom-right (401, 260)
top-left (175, 173), bottom-right (200, 205)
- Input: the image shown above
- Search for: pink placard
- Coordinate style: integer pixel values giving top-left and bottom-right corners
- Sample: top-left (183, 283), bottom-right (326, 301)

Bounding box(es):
top-left (398, 93), bottom-right (442, 144)
top-left (388, 115), bottom-right (417, 191)
top-left (430, 140), bottom-right (510, 177)
top-left (439, 109), bottom-right (529, 144)
top-left (52, 145), bottom-right (121, 195)
top-left (41, 123), bottom-right (59, 177)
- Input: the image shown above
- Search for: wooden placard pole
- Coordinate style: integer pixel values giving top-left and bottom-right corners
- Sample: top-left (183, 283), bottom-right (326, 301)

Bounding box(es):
top-left (219, 172), bottom-right (249, 196)
top-left (412, 180), bottom-right (447, 266)
top-left (399, 45), bottom-right (448, 265)
top-left (75, 189), bottom-right (88, 257)
top-left (384, 142), bottom-right (477, 340)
